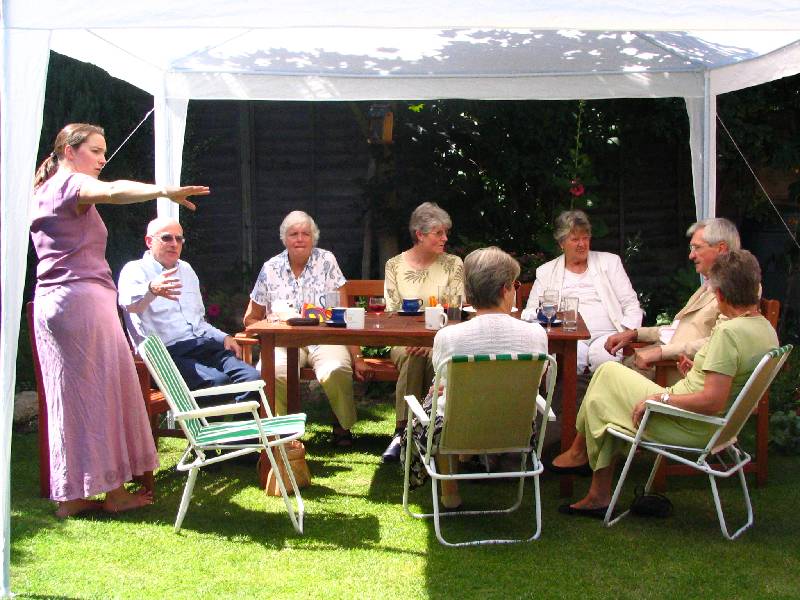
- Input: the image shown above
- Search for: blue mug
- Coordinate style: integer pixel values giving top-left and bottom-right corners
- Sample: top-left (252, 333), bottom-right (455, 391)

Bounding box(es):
top-left (402, 298), bottom-right (423, 313)
top-left (330, 307), bottom-right (347, 323)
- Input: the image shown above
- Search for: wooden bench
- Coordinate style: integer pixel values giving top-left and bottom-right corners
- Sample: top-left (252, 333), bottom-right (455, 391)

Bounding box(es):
top-left (238, 280), bottom-right (400, 382)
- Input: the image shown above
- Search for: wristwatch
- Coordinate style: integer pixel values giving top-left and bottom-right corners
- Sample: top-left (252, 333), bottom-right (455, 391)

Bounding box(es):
top-left (660, 392), bottom-right (670, 405)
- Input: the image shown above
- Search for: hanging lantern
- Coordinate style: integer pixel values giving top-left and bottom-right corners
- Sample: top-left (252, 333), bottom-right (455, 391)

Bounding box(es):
top-left (367, 103), bottom-right (393, 145)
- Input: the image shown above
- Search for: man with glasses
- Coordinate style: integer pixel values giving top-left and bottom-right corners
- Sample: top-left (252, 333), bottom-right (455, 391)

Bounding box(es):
top-left (118, 217), bottom-right (260, 400)
top-left (605, 217), bottom-right (741, 384)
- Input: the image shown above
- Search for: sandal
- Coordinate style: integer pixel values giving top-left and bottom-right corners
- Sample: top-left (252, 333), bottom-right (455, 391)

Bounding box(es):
top-left (332, 428), bottom-right (354, 447)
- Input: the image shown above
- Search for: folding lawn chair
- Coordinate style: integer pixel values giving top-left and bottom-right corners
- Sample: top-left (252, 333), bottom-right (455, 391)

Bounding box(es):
top-left (604, 344), bottom-right (793, 540)
top-left (402, 352), bottom-right (557, 547)
top-left (138, 334), bottom-right (306, 534)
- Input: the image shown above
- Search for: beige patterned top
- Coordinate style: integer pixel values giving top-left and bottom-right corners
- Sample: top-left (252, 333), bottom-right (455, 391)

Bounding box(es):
top-left (384, 251), bottom-right (464, 312)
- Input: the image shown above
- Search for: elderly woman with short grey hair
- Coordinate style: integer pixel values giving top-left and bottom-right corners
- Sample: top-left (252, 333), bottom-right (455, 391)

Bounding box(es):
top-left (402, 246), bottom-right (548, 508)
top-left (381, 202), bottom-right (465, 462)
top-left (245, 210), bottom-right (371, 447)
top-left (522, 209), bottom-right (643, 374)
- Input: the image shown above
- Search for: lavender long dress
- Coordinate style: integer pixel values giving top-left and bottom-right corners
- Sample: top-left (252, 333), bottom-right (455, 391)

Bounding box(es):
top-left (30, 172), bottom-right (159, 502)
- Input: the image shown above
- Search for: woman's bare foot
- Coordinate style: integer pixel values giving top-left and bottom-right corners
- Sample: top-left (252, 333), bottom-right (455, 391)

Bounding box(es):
top-left (567, 493), bottom-right (610, 511)
top-left (55, 498), bottom-right (103, 519)
top-left (441, 493), bottom-right (463, 509)
top-left (102, 486), bottom-right (153, 513)
top-left (551, 447), bottom-right (589, 469)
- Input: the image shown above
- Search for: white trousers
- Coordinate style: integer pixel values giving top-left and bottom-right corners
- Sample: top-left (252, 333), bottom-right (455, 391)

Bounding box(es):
top-left (260, 345), bottom-right (357, 429)
top-left (577, 331), bottom-right (623, 374)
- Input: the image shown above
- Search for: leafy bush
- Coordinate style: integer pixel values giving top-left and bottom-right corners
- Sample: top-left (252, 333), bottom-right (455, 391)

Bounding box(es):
top-left (769, 352), bottom-right (800, 454)
top-left (771, 411), bottom-right (800, 455)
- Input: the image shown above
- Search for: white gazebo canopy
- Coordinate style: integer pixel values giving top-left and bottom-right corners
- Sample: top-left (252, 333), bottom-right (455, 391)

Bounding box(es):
top-left (4, 1), bottom-right (800, 594)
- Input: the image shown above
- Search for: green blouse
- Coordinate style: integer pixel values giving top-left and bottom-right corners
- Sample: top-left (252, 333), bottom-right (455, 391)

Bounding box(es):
top-left (671, 314), bottom-right (779, 410)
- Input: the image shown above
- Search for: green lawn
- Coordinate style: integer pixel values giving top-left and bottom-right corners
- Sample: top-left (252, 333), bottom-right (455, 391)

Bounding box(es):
top-left (10, 393), bottom-right (800, 600)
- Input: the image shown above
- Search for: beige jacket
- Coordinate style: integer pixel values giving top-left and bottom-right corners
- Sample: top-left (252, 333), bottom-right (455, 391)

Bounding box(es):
top-left (637, 284), bottom-right (723, 360)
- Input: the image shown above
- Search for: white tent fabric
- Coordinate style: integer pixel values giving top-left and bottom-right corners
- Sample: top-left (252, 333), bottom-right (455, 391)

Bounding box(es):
top-left (4, 1), bottom-right (800, 595)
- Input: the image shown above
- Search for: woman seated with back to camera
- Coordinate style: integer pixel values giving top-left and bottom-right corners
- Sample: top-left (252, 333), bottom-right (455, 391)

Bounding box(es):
top-left (550, 249), bottom-right (778, 518)
top-left (402, 246), bottom-right (548, 510)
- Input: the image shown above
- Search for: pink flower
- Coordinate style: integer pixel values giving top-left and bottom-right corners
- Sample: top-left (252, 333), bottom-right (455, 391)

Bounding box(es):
top-left (207, 304), bottom-right (221, 318)
top-left (569, 179), bottom-right (585, 197)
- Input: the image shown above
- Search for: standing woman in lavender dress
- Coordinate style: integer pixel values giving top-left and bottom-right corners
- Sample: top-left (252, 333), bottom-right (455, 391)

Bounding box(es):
top-left (30, 123), bottom-right (209, 518)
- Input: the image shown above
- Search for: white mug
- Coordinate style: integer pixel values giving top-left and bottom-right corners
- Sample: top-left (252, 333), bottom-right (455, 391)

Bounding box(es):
top-left (424, 306), bottom-right (448, 330)
top-left (344, 307), bottom-right (366, 329)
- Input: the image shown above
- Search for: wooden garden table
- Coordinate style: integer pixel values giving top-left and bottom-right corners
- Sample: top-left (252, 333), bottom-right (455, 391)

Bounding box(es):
top-left (246, 311), bottom-right (589, 496)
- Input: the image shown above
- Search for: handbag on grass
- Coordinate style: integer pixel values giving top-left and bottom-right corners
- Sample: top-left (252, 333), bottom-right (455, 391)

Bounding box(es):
top-left (265, 440), bottom-right (311, 496)
top-left (630, 485), bottom-right (673, 518)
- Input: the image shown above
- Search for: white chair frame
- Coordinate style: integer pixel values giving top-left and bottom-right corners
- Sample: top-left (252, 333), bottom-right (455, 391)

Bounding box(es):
top-left (138, 335), bottom-right (306, 534)
top-left (402, 352), bottom-right (557, 547)
top-left (604, 345), bottom-right (793, 540)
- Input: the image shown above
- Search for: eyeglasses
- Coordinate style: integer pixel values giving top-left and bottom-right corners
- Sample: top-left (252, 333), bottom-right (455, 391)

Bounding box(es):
top-left (156, 233), bottom-right (185, 244)
top-left (688, 241), bottom-right (720, 253)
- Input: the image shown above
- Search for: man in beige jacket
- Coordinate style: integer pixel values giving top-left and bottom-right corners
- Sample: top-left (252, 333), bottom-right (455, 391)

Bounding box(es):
top-left (605, 217), bottom-right (740, 384)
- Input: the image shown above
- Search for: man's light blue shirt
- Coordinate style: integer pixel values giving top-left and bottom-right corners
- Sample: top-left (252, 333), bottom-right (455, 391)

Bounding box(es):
top-left (118, 252), bottom-right (228, 348)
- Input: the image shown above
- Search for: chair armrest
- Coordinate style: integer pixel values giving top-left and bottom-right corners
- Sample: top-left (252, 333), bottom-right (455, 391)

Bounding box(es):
top-left (645, 399), bottom-right (726, 425)
top-left (404, 394), bottom-right (430, 426)
top-left (536, 394), bottom-right (557, 422)
top-left (234, 333), bottom-right (259, 365)
top-left (190, 380), bottom-right (265, 398)
top-left (234, 333), bottom-right (259, 345)
top-left (652, 359), bottom-right (675, 368)
top-left (177, 400), bottom-right (261, 421)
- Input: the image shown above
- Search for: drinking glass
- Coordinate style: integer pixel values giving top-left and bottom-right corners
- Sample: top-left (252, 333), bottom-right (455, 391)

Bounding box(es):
top-left (264, 291), bottom-right (281, 323)
top-left (438, 286), bottom-right (462, 322)
top-left (368, 296), bottom-right (386, 328)
top-left (560, 296), bottom-right (579, 332)
top-left (542, 288), bottom-right (559, 304)
top-left (541, 300), bottom-right (558, 333)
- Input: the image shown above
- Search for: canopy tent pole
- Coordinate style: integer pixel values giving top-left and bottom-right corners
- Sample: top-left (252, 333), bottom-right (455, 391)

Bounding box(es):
top-left (685, 76), bottom-right (718, 222)
top-left (154, 93), bottom-right (189, 220)
top-left (702, 72), bottom-right (718, 220)
top-left (0, 28), bottom-right (51, 599)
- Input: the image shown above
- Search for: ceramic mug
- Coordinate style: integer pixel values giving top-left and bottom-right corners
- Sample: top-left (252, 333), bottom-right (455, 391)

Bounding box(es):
top-left (402, 298), bottom-right (423, 313)
top-left (330, 307), bottom-right (347, 323)
top-left (344, 307), bottom-right (366, 329)
top-left (424, 306), bottom-right (448, 330)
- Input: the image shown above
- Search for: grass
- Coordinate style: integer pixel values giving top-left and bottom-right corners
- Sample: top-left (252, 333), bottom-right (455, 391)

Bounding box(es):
top-left (10, 390), bottom-right (800, 600)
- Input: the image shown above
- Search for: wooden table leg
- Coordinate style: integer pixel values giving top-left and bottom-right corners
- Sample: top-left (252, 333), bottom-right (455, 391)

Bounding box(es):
top-left (559, 342), bottom-right (577, 497)
top-left (258, 334), bottom-right (277, 487)
top-left (286, 347), bottom-right (300, 415)
top-left (259, 334), bottom-right (277, 415)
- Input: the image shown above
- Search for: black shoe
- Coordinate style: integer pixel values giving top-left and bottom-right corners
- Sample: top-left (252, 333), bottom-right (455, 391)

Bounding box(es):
top-left (543, 456), bottom-right (592, 477)
top-left (382, 433), bottom-right (403, 463)
top-left (558, 503), bottom-right (610, 519)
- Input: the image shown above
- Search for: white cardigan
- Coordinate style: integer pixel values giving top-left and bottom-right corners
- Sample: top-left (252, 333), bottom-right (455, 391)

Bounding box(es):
top-left (522, 250), bottom-right (643, 333)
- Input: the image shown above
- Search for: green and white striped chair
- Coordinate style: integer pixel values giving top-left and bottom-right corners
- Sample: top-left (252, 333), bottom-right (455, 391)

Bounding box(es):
top-left (605, 344), bottom-right (793, 540)
top-left (138, 335), bottom-right (306, 534)
top-left (402, 352), bottom-right (557, 547)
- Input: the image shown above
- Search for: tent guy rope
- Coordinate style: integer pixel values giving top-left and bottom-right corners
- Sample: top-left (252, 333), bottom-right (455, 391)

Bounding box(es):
top-left (104, 108), bottom-right (154, 166)
top-left (717, 114), bottom-right (800, 251)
